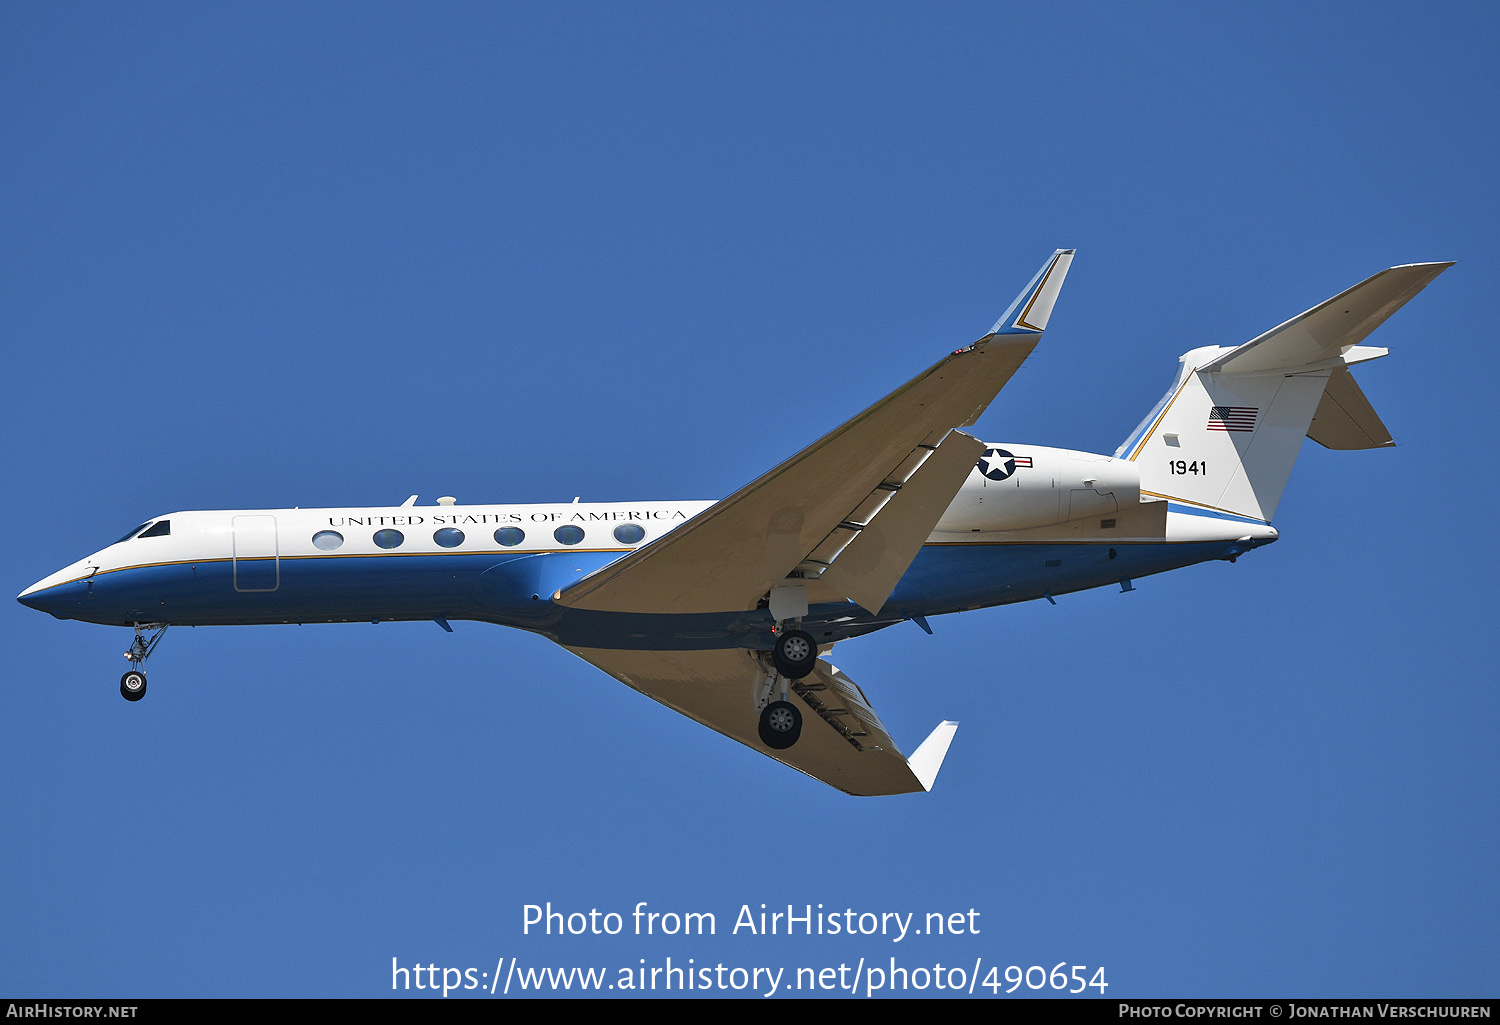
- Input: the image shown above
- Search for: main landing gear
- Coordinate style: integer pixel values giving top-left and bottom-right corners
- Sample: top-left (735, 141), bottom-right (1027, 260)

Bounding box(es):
top-left (772, 628), bottom-right (817, 680)
top-left (120, 623), bottom-right (167, 702)
top-left (759, 700), bottom-right (802, 749)
top-left (755, 626), bottom-right (817, 750)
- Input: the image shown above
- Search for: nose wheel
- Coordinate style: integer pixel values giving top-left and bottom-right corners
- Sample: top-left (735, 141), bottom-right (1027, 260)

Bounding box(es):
top-left (120, 671), bottom-right (147, 702)
top-left (119, 623), bottom-right (167, 702)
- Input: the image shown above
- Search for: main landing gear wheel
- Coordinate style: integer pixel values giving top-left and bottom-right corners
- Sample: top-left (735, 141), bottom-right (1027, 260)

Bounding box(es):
top-left (772, 629), bottom-right (817, 680)
top-left (758, 700), bottom-right (802, 750)
top-left (120, 670), bottom-right (147, 702)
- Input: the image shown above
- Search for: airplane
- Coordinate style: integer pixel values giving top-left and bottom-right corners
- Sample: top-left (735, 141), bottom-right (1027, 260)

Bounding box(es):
top-left (16, 251), bottom-right (1451, 796)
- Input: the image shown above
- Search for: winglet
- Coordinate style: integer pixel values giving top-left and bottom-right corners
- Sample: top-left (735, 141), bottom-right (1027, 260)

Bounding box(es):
top-left (990, 249), bottom-right (1075, 335)
top-left (906, 720), bottom-right (960, 792)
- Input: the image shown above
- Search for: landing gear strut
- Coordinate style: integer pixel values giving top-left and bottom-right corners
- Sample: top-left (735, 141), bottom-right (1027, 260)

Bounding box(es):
top-left (120, 623), bottom-right (167, 702)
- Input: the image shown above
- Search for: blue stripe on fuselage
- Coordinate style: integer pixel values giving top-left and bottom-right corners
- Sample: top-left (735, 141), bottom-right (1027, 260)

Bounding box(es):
top-left (1163, 501), bottom-right (1271, 527)
top-left (37, 538), bottom-right (1256, 648)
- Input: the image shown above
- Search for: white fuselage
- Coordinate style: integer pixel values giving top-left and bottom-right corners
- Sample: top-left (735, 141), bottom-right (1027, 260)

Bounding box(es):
top-left (19, 443), bottom-right (1274, 648)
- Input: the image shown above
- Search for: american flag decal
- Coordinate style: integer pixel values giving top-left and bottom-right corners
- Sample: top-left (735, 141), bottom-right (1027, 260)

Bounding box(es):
top-left (1207, 406), bottom-right (1257, 432)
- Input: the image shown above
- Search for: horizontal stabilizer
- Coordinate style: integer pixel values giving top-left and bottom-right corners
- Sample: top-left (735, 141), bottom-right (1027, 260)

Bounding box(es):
top-left (1307, 366), bottom-right (1395, 449)
top-left (1199, 262), bottom-right (1452, 375)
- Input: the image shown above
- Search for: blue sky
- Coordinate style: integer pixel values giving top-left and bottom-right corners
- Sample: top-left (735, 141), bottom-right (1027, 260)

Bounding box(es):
top-left (3, 3), bottom-right (1495, 998)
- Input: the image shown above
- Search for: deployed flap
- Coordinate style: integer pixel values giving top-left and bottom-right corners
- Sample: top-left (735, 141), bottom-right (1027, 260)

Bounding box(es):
top-left (566, 645), bottom-right (957, 796)
top-left (818, 430), bottom-right (986, 614)
top-left (1307, 365), bottom-right (1395, 449)
top-left (1199, 262), bottom-right (1452, 376)
top-left (556, 251), bottom-right (1074, 615)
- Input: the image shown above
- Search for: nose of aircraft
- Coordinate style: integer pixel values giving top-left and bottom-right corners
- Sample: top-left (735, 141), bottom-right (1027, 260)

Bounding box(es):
top-left (18, 578), bottom-right (62, 616)
top-left (17, 561), bottom-right (92, 619)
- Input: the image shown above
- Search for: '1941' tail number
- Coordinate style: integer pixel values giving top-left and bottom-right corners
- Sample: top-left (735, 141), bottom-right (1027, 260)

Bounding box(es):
top-left (1168, 460), bottom-right (1206, 475)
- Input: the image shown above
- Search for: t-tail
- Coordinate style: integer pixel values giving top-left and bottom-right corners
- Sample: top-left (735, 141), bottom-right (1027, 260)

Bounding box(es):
top-left (1115, 262), bottom-right (1452, 523)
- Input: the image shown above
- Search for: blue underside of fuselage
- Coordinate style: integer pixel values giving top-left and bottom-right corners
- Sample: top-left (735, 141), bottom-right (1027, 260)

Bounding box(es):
top-left (27, 538), bottom-right (1257, 651)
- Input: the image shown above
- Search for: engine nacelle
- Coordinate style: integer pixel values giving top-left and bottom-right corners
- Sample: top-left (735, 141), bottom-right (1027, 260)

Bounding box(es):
top-left (935, 444), bottom-right (1142, 533)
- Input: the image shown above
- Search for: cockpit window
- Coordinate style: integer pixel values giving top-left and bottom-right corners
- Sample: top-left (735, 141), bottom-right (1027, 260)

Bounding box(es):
top-left (137, 520), bottom-right (171, 538)
top-left (115, 522), bottom-right (151, 544)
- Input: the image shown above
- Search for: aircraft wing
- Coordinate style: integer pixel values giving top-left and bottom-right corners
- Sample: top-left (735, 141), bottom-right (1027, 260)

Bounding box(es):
top-left (566, 644), bottom-right (959, 796)
top-left (556, 249), bottom-right (1075, 616)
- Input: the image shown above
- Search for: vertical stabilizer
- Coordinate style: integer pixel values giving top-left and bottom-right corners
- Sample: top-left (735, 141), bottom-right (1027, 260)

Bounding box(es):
top-left (1123, 353), bottom-right (1330, 521)
top-left (1118, 262), bottom-right (1450, 522)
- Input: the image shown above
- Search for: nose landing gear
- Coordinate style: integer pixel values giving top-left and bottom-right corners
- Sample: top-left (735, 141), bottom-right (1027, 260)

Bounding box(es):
top-left (119, 623), bottom-right (167, 702)
top-left (120, 670), bottom-right (147, 701)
